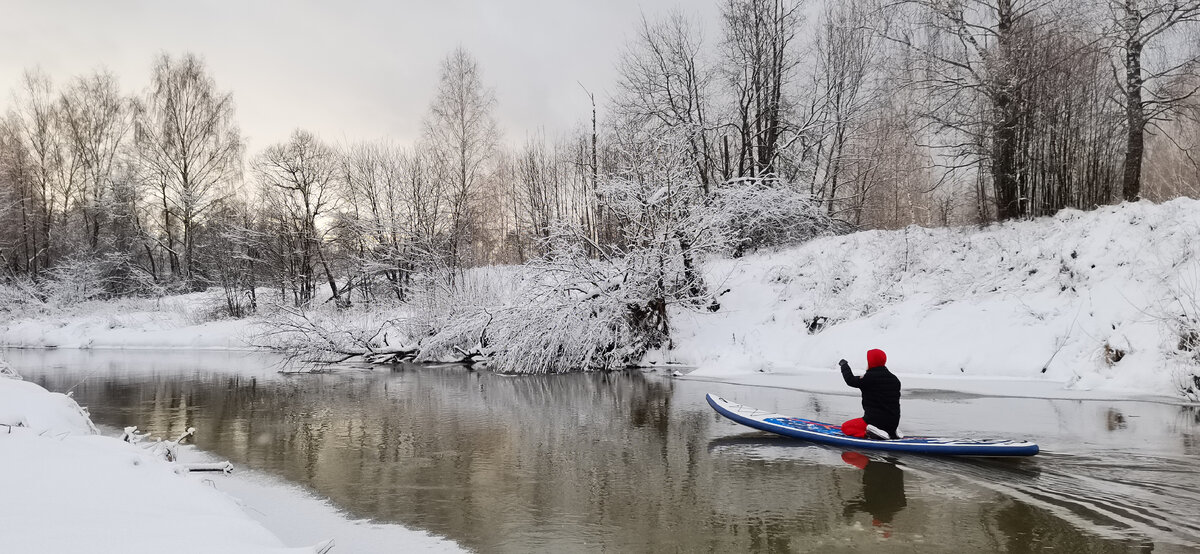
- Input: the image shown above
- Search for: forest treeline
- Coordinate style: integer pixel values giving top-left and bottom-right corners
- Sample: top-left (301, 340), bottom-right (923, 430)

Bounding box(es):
top-left (2, 0), bottom-right (1199, 325)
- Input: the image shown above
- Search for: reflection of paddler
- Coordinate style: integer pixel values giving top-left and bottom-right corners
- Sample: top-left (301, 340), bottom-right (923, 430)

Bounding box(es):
top-left (841, 452), bottom-right (907, 529)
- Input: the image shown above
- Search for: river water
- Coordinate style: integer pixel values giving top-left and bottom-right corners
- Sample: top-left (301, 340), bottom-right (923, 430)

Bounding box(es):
top-left (7, 349), bottom-right (1200, 553)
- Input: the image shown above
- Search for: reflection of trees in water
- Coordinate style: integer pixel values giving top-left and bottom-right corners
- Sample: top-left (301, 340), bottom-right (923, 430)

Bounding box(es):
top-left (58, 365), bottom-right (729, 552)
top-left (1183, 406), bottom-right (1200, 456)
top-left (1180, 407), bottom-right (1200, 453)
top-left (1106, 409), bottom-right (1127, 431)
top-left (474, 369), bottom-right (675, 427)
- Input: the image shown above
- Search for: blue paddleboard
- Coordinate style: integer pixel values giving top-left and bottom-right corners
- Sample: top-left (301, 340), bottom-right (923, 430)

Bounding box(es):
top-left (707, 393), bottom-right (1039, 457)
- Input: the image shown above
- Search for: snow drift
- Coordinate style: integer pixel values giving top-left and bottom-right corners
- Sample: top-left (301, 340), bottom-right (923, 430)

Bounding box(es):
top-left (669, 198), bottom-right (1200, 400)
top-left (0, 373), bottom-right (310, 553)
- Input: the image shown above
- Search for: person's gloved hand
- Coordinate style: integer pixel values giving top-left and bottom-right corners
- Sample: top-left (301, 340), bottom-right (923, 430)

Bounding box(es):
top-left (838, 359), bottom-right (850, 371)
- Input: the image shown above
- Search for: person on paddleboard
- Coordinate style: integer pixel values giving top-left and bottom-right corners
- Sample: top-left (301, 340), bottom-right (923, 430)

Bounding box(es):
top-left (839, 349), bottom-right (901, 440)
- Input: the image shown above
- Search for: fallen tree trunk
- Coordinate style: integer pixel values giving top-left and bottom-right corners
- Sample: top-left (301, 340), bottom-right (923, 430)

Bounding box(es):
top-left (178, 461), bottom-right (234, 474)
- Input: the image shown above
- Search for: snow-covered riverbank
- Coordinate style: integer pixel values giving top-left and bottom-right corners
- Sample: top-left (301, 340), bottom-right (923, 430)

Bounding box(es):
top-left (4, 198), bottom-right (1199, 401)
top-left (0, 371), bottom-right (463, 553)
top-left (0, 292), bottom-right (255, 350)
top-left (667, 198), bottom-right (1200, 401)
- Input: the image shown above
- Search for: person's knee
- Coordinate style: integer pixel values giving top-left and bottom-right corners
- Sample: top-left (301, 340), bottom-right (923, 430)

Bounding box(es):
top-left (842, 418), bottom-right (867, 438)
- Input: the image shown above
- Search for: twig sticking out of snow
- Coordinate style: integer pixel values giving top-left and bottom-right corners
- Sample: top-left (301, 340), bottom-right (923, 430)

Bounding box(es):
top-left (123, 426), bottom-right (196, 462)
top-left (0, 359), bottom-right (20, 380)
top-left (121, 426), bottom-right (149, 443)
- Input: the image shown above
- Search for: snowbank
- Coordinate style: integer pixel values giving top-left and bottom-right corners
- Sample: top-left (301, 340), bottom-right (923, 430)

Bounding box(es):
top-left (0, 375), bottom-right (299, 552)
top-left (0, 372), bottom-right (97, 435)
top-left (0, 373), bottom-right (463, 553)
top-left (0, 291), bottom-right (255, 350)
top-left (668, 198), bottom-right (1200, 400)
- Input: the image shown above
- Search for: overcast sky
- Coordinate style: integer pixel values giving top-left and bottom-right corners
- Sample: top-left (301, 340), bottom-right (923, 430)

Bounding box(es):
top-left (1, 0), bottom-right (719, 151)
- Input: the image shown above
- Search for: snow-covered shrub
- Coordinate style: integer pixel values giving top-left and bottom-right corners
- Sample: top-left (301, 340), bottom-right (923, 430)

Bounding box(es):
top-left (596, 137), bottom-right (729, 310)
top-left (0, 358), bottom-right (21, 380)
top-left (182, 292), bottom-right (248, 324)
top-left (0, 278), bottom-right (43, 316)
top-left (38, 252), bottom-right (160, 307)
top-left (423, 134), bottom-right (753, 373)
top-left (708, 177), bottom-right (845, 256)
top-left (253, 301), bottom-right (415, 364)
top-left (1164, 256), bottom-right (1200, 399)
top-left (419, 231), bottom-right (670, 373)
top-left (403, 265), bottom-right (520, 342)
top-left (250, 264), bottom-right (521, 367)
top-left (1171, 265), bottom-right (1200, 360)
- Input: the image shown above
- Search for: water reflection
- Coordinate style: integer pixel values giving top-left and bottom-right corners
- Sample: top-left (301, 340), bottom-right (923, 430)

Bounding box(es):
top-left (840, 452), bottom-right (906, 528)
top-left (1107, 408), bottom-right (1127, 431)
top-left (6, 349), bottom-right (1198, 553)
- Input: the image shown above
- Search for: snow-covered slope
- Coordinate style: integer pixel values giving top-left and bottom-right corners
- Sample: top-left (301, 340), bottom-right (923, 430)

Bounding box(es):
top-left (0, 374), bottom-right (302, 553)
top-left (669, 199), bottom-right (1200, 400)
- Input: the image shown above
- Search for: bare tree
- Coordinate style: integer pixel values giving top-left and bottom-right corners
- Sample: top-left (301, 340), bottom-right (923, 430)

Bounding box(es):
top-left (0, 112), bottom-right (32, 276)
top-left (514, 136), bottom-right (556, 250)
top-left (340, 141), bottom-right (400, 302)
top-left (0, 115), bottom-right (32, 276)
top-left (58, 71), bottom-right (132, 251)
top-left (338, 141), bottom-right (452, 303)
top-left (202, 196), bottom-right (260, 316)
top-left (1109, 0), bottom-right (1200, 201)
top-left (404, 142), bottom-right (449, 269)
top-left (9, 70), bottom-right (67, 274)
top-left (424, 47), bottom-right (499, 283)
top-left (254, 130), bottom-right (342, 307)
top-left (614, 11), bottom-right (719, 190)
top-left (1142, 92), bottom-right (1200, 199)
top-left (721, 0), bottom-right (804, 179)
top-left (884, 0), bottom-right (1106, 220)
top-left (133, 53), bottom-right (242, 282)
top-left (808, 0), bottom-right (887, 218)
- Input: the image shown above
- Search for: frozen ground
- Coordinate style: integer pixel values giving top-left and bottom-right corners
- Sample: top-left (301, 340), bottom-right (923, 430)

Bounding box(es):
top-left (664, 198), bottom-right (1200, 400)
top-left (0, 371), bottom-right (463, 553)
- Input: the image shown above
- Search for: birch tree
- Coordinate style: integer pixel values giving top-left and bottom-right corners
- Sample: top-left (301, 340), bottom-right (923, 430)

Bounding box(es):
top-left (1109, 0), bottom-right (1200, 201)
top-left (133, 53), bottom-right (242, 282)
top-left (58, 71), bottom-right (132, 251)
top-left (10, 71), bottom-right (65, 274)
top-left (424, 47), bottom-right (499, 282)
top-left (884, 0), bottom-right (1098, 220)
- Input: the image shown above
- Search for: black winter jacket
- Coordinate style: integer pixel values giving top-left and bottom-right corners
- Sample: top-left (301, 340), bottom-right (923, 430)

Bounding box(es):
top-left (841, 364), bottom-right (901, 438)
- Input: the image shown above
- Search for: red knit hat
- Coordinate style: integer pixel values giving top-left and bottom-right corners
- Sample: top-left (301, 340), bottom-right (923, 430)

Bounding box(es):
top-left (867, 349), bottom-right (887, 368)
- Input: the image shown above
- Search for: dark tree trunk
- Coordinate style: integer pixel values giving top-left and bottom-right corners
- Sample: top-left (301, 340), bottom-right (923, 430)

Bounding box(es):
top-left (1122, 25), bottom-right (1144, 202)
top-left (991, 0), bottom-right (1022, 220)
top-left (992, 87), bottom-right (1021, 220)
